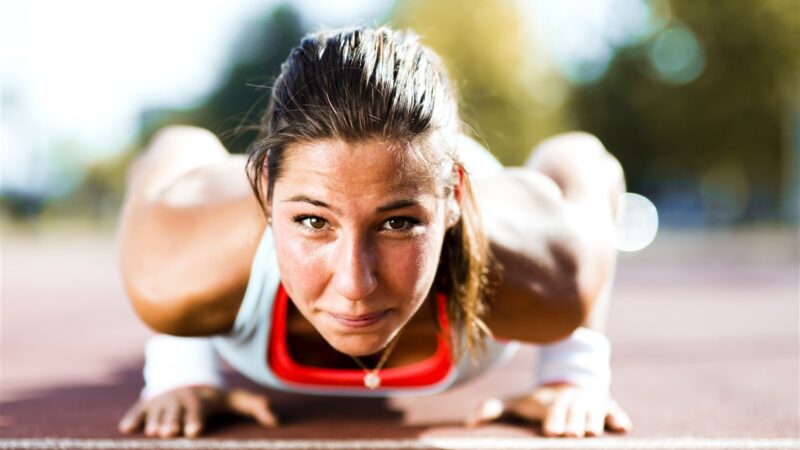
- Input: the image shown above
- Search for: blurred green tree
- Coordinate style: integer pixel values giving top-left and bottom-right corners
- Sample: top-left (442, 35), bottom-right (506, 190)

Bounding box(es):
top-left (391, 0), bottom-right (571, 165)
top-left (48, 0), bottom-right (798, 225)
top-left (571, 0), bottom-right (799, 222)
top-left (140, 4), bottom-right (306, 154)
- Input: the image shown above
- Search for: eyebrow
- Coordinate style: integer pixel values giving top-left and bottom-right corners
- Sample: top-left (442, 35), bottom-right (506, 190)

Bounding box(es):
top-left (283, 195), bottom-right (420, 213)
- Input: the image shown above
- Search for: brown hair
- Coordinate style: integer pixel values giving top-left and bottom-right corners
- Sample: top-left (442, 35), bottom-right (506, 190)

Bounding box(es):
top-left (246, 26), bottom-right (491, 359)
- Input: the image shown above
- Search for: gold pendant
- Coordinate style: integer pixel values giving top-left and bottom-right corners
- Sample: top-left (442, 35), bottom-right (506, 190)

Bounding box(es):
top-left (364, 372), bottom-right (381, 389)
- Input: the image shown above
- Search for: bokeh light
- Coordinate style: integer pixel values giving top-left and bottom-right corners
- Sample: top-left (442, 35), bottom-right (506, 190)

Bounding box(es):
top-left (616, 192), bottom-right (660, 252)
top-left (646, 22), bottom-right (706, 85)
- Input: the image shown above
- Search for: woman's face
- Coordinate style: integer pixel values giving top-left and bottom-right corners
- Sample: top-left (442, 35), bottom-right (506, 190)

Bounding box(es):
top-left (270, 139), bottom-right (451, 356)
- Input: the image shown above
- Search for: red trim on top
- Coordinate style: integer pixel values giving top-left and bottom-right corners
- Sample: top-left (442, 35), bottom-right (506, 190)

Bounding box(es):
top-left (267, 285), bottom-right (453, 388)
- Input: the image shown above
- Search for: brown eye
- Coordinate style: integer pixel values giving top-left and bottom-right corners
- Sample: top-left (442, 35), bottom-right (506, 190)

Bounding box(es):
top-left (387, 218), bottom-right (407, 230)
top-left (383, 217), bottom-right (418, 231)
top-left (308, 217), bottom-right (326, 229)
top-left (298, 216), bottom-right (327, 230)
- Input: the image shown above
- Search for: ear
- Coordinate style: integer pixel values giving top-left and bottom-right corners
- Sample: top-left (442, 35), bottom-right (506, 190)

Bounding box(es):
top-left (260, 150), bottom-right (273, 220)
top-left (453, 163), bottom-right (464, 203)
top-left (446, 164), bottom-right (464, 228)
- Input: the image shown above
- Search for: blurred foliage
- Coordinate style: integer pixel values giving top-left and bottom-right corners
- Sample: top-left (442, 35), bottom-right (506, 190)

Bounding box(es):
top-left (571, 0), bottom-right (799, 222)
top-left (41, 150), bottom-right (137, 221)
top-left (142, 0), bottom-right (570, 165)
top-left (139, 4), bottom-right (306, 154)
top-left (392, 0), bottom-right (570, 165)
top-left (2, 4), bottom-right (305, 223)
top-left (18, 0), bottom-right (797, 225)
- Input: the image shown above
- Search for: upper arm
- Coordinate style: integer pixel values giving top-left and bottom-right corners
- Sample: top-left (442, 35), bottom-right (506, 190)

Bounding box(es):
top-left (119, 156), bottom-right (267, 336)
top-left (476, 169), bottom-right (613, 344)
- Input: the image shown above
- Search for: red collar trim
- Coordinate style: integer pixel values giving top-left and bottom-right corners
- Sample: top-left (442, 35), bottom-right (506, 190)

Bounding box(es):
top-left (267, 284), bottom-right (453, 388)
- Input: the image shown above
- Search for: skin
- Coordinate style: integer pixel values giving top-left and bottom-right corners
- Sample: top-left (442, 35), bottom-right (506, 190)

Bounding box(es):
top-left (117, 126), bottom-right (632, 438)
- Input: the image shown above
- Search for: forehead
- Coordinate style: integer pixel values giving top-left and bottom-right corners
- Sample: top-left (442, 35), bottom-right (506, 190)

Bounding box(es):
top-left (277, 139), bottom-right (440, 199)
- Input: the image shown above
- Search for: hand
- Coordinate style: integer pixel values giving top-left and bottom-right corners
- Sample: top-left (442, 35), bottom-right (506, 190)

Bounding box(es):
top-left (118, 385), bottom-right (278, 438)
top-left (465, 382), bottom-right (632, 437)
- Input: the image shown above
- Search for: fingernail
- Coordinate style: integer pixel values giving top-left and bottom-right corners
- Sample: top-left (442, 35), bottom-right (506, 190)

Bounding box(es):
top-left (543, 426), bottom-right (564, 437)
top-left (482, 399), bottom-right (504, 418)
top-left (185, 423), bottom-right (200, 437)
top-left (587, 428), bottom-right (604, 437)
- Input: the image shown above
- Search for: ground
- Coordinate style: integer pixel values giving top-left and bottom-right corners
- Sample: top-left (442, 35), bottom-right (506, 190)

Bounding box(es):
top-left (1, 223), bottom-right (798, 449)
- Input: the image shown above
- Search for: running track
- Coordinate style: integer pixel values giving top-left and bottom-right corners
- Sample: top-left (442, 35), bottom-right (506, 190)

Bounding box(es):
top-left (1, 227), bottom-right (798, 449)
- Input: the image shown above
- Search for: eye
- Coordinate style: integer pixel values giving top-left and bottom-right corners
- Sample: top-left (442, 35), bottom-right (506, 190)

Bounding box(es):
top-left (381, 217), bottom-right (418, 231)
top-left (295, 215), bottom-right (328, 230)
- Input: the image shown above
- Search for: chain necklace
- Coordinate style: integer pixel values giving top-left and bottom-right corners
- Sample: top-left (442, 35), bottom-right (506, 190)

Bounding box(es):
top-left (349, 331), bottom-right (403, 389)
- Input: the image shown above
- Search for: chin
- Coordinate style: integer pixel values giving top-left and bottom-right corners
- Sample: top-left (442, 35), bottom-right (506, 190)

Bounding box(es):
top-left (324, 329), bottom-right (392, 357)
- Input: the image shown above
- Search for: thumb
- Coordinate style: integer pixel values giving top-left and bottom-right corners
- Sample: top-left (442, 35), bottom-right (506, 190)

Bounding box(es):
top-left (226, 388), bottom-right (279, 428)
top-left (465, 397), bottom-right (506, 428)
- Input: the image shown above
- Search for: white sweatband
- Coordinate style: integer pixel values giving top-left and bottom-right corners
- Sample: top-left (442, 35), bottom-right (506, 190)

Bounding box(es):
top-left (141, 334), bottom-right (225, 401)
top-left (536, 327), bottom-right (612, 393)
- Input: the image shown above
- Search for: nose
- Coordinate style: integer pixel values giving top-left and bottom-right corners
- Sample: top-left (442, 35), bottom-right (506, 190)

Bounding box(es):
top-left (333, 232), bottom-right (378, 301)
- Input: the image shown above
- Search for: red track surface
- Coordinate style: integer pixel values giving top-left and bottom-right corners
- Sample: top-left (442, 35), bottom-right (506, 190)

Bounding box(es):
top-left (1, 228), bottom-right (798, 441)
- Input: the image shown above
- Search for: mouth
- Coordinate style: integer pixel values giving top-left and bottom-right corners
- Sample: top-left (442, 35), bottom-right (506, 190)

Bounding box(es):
top-left (327, 310), bottom-right (390, 329)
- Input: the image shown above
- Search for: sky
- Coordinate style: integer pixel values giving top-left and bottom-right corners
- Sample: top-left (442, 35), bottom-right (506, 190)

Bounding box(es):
top-left (1, 0), bottom-right (654, 196)
top-left (0, 0), bottom-right (392, 195)
top-left (1, 0), bottom-right (392, 152)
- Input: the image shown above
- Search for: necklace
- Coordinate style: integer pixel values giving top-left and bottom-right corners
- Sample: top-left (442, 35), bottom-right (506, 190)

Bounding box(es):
top-left (350, 332), bottom-right (402, 389)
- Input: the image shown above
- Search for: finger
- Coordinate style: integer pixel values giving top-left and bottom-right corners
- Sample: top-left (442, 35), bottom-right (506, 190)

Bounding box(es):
top-left (506, 395), bottom-right (547, 421)
top-left (541, 390), bottom-right (574, 437)
top-left (182, 393), bottom-right (205, 438)
top-left (158, 401), bottom-right (181, 438)
top-left (465, 398), bottom-right (505, 428)
top-left (118, 401), bottom-right (145, 434)
top-left (563, 400), bottom-right (588, 438)
top-left (585, 407), bottom-right (605, 437)
top-left (227, 389), bottom-right (278, 428)
top-left (144, 404), bottom-right (163, 437)
top-left (605, 399), bottom-right (633, 433)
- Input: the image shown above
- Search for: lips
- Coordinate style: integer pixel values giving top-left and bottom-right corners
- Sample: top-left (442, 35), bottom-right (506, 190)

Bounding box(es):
top-left (327, 310), bottom-right (389, 329)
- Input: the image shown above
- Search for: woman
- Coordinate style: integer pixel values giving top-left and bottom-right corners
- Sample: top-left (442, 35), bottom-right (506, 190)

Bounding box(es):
top-left (117, 26), bottom-right (632, 439)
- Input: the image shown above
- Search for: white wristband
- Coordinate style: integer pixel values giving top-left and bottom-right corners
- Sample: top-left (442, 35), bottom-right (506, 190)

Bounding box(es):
top-left (536, 327), bottom-right (612, 393)
top-left (141, 334), bottom-right (225, 401)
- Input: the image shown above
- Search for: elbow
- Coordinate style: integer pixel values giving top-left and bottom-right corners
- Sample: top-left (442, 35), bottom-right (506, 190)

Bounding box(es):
top-left (122, 277), bottom-right (197, 336)
top-left (118, 245), bottom-right (187, 335)
top-left (123, 284), bottom-right (236, 337)
top-left (118, 209), bottom-right (221, 336)
top-left (120, 262), bottom-right (238, 337)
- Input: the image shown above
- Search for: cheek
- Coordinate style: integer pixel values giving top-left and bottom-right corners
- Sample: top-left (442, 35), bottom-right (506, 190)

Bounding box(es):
top-left (272, 224), bottom-right (328, 303)
top-left (380, 233), bottom-right (444, 299)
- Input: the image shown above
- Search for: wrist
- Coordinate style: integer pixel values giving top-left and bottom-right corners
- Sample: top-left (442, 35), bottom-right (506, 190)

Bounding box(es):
top-left (536, 327), bottom-right (611, 393)
top-left (141, 335), bottom-right (225, 401)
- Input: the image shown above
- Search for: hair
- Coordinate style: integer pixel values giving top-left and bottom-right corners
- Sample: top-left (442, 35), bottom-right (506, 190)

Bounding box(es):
top-left (246, 26), bottom-right (492, 360)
